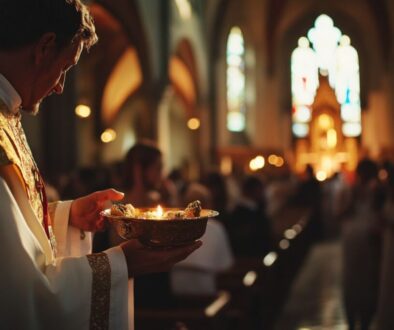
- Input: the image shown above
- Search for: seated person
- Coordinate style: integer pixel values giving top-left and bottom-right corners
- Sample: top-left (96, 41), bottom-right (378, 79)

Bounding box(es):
top-left (171, 182), bottom-right (234, 296)
top-left (229, 175), bottom-right (273, 257)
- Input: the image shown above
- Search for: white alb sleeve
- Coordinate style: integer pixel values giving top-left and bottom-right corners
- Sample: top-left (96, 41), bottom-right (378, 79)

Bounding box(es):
top-left (0, 178), bottom-right (130, 330)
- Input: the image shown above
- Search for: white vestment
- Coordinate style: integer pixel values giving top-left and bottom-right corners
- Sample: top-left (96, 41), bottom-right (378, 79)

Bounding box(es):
top-left (0, 74), bottom-right (132, 330)
top-left (171, 219), bottom-right (233, 295)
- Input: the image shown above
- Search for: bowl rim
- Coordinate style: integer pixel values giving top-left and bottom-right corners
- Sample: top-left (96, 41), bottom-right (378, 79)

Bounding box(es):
top-left (101, 207), bottom-right (219, 222)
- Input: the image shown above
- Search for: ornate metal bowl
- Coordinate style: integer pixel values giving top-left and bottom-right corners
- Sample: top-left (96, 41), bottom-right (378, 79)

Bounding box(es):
top-left (101, 208), bottom-right (219, 247)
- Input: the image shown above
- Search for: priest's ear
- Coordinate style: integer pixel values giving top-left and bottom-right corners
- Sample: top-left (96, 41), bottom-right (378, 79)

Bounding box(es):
top-left (33, 33), bottom-right (57, 65)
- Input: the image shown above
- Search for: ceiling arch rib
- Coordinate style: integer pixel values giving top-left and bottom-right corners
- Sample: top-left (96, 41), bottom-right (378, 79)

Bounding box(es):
top-left (89, 4), bottom-right (144, 127)
top-left (101, 47), bottom-right (143, 125)
top-left (169, 38), bottom-right (199, 114)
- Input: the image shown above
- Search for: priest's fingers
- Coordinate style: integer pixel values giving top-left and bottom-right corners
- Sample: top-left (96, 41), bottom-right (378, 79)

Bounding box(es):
top-left (70, 207), bottom-right (102, 232)
top-left (92, 189), bottom-right (125, 204)
top-left (85, 210), bottom-right (107, 231)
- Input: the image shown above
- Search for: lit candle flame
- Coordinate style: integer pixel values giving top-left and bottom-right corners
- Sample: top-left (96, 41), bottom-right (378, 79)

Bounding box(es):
top-left (156, 205), bottom-right (163, 218)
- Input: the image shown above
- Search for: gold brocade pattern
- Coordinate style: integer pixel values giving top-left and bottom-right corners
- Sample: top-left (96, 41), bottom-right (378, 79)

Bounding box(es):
top-left (0, 102), bottom-right (57, 254)
top-left (48, 203), bottom-right (60, 256)
top-left (87, 253), bottom-right (111, 330)
top-left (0, 107), bottom-right (43, 224)
top-left (0, 111), bottom-right (17, 166)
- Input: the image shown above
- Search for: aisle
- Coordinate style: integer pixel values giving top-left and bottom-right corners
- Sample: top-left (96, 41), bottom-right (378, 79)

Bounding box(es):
top-left (274, 241), bottom-right (347, 330)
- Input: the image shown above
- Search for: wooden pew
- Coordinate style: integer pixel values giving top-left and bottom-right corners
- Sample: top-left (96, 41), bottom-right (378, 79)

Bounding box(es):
top-left (216, 206), bottom-right (312, 329)
top-left (135, 290), bottom-right (234, 330)
top-left (135, 207), bottom-right (312, 330)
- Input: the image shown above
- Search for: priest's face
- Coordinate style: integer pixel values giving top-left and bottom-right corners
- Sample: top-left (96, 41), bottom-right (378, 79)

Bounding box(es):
top-left (22, 38), bottom-right (83, 114)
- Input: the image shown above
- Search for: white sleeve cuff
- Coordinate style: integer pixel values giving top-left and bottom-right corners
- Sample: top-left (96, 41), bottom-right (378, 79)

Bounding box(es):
top-left (52, 200), bottom-right (92, 257)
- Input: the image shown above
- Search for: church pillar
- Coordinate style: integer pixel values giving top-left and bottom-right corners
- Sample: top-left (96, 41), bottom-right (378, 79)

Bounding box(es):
top-left (41, 69), bottom-right (77, 179)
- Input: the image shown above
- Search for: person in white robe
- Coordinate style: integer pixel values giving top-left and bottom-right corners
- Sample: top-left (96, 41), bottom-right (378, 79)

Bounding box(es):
top-left (0, 1), bottom-right (201, 329)
top-left (171, 183), bottom-right (234, 296)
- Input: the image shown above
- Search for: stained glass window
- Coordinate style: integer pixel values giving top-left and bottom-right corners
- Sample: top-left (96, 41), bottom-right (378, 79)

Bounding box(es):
top-left (226, 26), bottom-right (246, 132)
top-left (291, 14), bottom-right (361, 138)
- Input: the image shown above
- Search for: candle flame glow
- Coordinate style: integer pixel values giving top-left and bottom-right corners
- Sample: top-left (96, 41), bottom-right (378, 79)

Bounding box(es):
top-left (156, 205), bottom-right (163, 218)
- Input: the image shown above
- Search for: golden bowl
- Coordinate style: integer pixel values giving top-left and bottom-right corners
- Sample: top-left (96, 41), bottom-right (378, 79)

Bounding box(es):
top-left (101, 208), bottom-right (219, 247)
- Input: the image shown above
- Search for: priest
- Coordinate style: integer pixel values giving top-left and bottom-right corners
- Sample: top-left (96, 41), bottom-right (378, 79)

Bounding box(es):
top-left (0, 0), bottom-right (201, 329)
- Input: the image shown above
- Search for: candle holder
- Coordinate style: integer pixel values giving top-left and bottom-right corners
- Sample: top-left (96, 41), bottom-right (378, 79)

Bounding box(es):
top-left (101, 207), bottom-right (219, 247)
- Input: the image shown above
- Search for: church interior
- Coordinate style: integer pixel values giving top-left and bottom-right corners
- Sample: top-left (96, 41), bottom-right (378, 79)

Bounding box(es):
top-left (22, 0), bottom-right (394, 329)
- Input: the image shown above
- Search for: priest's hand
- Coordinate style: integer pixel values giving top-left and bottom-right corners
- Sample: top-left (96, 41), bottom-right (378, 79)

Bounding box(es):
top-left (120, 239), bottom-right (202, 277)
top-left (69, 189), bottom-right (124, 231)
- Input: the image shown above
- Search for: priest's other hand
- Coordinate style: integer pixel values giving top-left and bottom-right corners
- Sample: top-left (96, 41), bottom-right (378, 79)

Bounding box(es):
top-left (69, 189), bottom-right (124, 231)
top-left (120, 239), bottom-right (202, 277)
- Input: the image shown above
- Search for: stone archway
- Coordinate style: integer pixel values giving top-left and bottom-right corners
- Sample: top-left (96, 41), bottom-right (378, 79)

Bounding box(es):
top-left (158, 39), bottom-right (201, 179)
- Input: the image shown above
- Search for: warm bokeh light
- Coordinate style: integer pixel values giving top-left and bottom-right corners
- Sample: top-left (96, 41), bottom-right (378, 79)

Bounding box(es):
top-left (243, 271), bottom-right (257, 287)
top-left (284, 229), bottom-right (297, 240)
top-left (279, 239), bottom-right (290, 250)
top-left (255, 156), bottom-right (265, 168)
top-left (263, 252), bottom-right (278, 267)
top-left (316, 170), bottom-right (327, 181)
top-left (318, 114), bottom-right (333, 130)
top-left (75, 104), bottom-right (91, 118)
top-left (187, 118), bottom-right (200, 130)
top-left (292, 224), bottom-right (303, 234)
top-left (268, 154), bottom-right (285, 167)
top-left (100, 128), bottom-right (117, 143)
top-left (220, 156), bottom-right (233, 176)
top-left (276, 156), bottom-right (284, 167)
top-left (268, 154), bottom-right (278, 165)
top-left (204, 291), bottom-right (230, 317)
top-left (155, 205), bottom-right (164, 218)
top-left (327, 128), bottom-right (337, 148)
top-left (249, 155), bottom-right (265, 171)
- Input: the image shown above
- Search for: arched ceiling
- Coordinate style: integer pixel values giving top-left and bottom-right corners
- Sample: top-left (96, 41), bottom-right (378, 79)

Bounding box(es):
top-left (79, 1), bottom-right (151, 130)
top-left (169, 39), bottom-right (199, 112)
top-left (88, 4), bottom-right (143, 126)
top-left (95, 0), bottom-right (151, 82)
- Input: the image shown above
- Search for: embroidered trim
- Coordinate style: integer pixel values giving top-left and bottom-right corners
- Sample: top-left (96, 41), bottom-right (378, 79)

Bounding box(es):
top-left (87, 253), bottom-right (111, 330)
top-left (47, 226), bottom-right (57, 257)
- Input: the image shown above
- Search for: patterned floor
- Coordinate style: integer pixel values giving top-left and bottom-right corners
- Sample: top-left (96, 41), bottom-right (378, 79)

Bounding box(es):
top-left (274, 240), bottom-right (348, 330)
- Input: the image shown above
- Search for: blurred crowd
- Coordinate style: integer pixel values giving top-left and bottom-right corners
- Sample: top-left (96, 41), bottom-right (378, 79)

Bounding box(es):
top-left (45, 141), bottom-right (394, 329)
